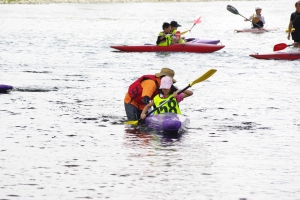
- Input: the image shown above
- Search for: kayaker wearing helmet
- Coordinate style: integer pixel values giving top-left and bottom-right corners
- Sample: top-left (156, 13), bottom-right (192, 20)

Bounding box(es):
top-left (124, 68), bottom-right (176, 122)
top-left (287, 1), bottom-right (300, 47)
top-left (245, 5), bottom-right (266, 29)
top-left (156, 22), bottom-right (172, 46)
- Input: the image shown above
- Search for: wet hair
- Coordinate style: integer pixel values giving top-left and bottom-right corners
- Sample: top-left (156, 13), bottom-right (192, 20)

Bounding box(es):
top-left (162, 22), bottom-right (170, 30)
top-left (296, 1), bottom-right (300, 7)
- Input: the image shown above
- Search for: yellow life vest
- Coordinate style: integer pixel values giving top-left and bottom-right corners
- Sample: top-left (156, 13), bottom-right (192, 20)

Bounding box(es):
top-left (158, 32), bottom-right (172, 46)
top-left (153, 94), bottom-right (181, 114)
top-left (252, 14), bottom-right (261, 24)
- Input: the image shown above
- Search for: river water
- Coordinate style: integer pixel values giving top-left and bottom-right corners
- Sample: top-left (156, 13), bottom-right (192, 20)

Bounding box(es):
top-left (1, 1), bottom-right (300, 200)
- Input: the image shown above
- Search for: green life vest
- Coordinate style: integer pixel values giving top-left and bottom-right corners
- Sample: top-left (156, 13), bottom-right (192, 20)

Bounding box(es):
top-left (158, 32), bottom-right (172, 46)
top-left (153, 94), bottom-right (181, 114)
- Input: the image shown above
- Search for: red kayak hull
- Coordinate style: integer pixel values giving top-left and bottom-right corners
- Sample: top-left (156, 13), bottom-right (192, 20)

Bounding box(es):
top-left (249, 52), bottom-right (300, 60)
top-left (110, 43), bottom-right (225, 53)
top-left (235, 28), bottom-right (279, 33)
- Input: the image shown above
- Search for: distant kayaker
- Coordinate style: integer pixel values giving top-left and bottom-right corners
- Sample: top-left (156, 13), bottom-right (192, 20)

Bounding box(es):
top-left (170, 21), bottom-right (190, 44)
top-left (156, 22), bottom-right (172, 46)
top-left (140, 76), bottom-right (193, 119)
top-left (245, 5), bottom-right (265, 29)
top-left (124, 68), bottom-right (176, 122)
top-left (287, 1), bottom-right (300, 46)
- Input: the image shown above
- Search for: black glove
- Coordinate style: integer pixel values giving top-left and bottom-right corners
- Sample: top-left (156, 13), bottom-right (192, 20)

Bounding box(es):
top-left (142, 96), bottom-right (150, 105)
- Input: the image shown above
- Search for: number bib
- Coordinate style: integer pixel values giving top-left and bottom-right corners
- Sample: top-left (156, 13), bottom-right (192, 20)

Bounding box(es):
top-left (153, 94), bottom-right (181, 114)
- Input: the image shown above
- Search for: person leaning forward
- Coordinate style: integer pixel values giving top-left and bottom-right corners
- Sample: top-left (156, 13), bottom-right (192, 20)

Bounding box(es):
top-left (124, 68), bottom-right (176, 122)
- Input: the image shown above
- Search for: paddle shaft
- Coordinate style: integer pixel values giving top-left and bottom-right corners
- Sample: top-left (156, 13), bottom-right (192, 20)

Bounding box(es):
top-left (190, 24), bottom-right (196, 31)
top-left (240, 14), bottom-right (266, 31)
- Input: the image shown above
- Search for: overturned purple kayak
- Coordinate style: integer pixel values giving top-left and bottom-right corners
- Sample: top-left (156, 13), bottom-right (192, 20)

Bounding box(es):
top-left (0, 84), bottom-right (13, 93)
top-left (145, 113), bottom-right (189, 133)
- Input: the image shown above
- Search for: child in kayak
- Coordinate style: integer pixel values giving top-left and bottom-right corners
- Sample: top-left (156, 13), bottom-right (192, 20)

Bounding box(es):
top-left (245, 5), bottom-right (266, 29)
top-left (140, 76), bottom-right (193, 119)
top-left (124, 68), bottom-right (176, 122)
top-left (170, 21), bottom-right (191, 44)
top-left (156, 22), bottom-right (172, 46)
top-left (287, 1), bottom-right (300, 47)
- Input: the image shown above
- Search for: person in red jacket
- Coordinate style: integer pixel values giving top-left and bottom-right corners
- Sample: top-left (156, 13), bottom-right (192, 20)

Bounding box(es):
top-left (124, 68), bottom-right (176, 122)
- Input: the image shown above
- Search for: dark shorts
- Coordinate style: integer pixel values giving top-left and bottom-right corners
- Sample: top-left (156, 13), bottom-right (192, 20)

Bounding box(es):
top-left (292, 31), bottom-right (300, 43)
top-left (124, 103), bottom-right (142, 121)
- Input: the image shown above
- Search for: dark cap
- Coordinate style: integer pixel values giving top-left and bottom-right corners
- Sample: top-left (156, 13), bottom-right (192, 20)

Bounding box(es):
top-left (170, 21), bottom-right (181, 27)
top-left (162, 22), bottom-right (170, 29)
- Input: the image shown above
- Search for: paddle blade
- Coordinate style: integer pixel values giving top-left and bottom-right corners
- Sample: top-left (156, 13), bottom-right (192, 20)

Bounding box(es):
top-left (273, 43), bottom-right (288, 51)
top-left (124, 120), bottom-right (139, 125)
top-left (227, 5), bottom-right (239, 15)
top-left (193, 16), bottom-right (202, 25)
top-left (190, 69), bottom-right (217, 87)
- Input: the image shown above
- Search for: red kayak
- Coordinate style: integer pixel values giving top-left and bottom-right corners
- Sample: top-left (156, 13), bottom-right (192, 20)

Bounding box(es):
top-left (110, 43), bottom-right (225, 53)
top-left (249, 52), bottom-right (300, 60)
top-left (235, 28), bottom-right (279, 33)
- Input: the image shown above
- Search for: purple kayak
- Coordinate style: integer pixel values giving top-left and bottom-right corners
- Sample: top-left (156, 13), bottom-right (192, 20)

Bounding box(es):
top-left (0, 84), bottom-right (13, 93)
top-left (185, 38), bottom-right (220, 44)
top-left (145, 113), bottom-right (189, 133)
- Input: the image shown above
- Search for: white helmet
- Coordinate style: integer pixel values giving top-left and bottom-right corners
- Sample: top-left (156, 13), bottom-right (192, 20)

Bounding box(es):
top-left (255, 5), bottom-right (262, 10)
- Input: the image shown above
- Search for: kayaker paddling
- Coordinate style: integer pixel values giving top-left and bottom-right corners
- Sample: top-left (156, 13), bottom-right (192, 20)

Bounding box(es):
top-left (245, 5), bottom-right (266, 29)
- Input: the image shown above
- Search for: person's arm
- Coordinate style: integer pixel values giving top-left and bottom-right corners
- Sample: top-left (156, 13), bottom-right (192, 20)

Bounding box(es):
top-left (245, 15), bottom-right (253, 21)
top-left (261, 16), bottom-right (266, 27)
top-left (180, 30), bottom-right (191, 35)
top-left (142, 96), bottom-right (150, 105)
top-left (174, 89), bottom-right (193, 103)
top-left (140, 101), bottom-right (154, 119)
top-left (287, 20), bottom-right (293, 40)
top-left (181, 89), bottom-right (193, 99)
top-left (156, 35), bottom-right (164, 45)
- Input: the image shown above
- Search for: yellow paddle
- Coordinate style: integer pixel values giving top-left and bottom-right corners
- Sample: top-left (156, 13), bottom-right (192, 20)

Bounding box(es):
top-left (125, 69), bottom-right (217, 126)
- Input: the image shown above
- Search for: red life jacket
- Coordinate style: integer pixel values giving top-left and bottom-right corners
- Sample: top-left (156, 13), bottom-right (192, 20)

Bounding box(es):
top-left (128, 75), bottom-right (159, 104)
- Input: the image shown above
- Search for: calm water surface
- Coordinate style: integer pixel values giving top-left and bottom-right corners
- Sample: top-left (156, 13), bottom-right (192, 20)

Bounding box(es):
top-left (1, 1), bottom-right (300, 199)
